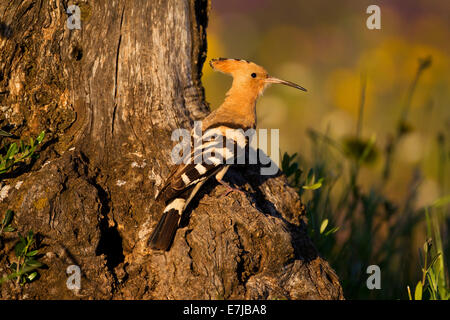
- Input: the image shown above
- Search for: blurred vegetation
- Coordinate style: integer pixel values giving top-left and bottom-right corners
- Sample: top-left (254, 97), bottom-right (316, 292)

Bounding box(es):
top-left (407, 197), bottom-right (450, 300)
top-left (281, 57), bottom-right (448, 299)
top-left (206, 0), bottom-right (449, 299)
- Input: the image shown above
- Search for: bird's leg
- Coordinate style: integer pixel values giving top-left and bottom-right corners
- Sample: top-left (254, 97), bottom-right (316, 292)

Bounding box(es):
top-left (217, 179), bottom-right (246, 197)
top-left (215, 165), bottom-right (246, 197)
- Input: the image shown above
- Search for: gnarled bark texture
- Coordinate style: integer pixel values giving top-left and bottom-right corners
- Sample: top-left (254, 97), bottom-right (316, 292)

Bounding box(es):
top-left (0, 0), bottom-right (343, 299)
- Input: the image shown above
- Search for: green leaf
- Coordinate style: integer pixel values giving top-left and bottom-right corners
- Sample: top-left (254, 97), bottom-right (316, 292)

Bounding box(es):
top-left (10, 262), bottom-right (17, 270)
top-left (5, 142), bottom-right (18, 160)
top-left (0, 129), bottom-right (13, 137)
top-left (427, 253), bottom-right (442, 272)
top-left (431, 195), bottom-right (450, 208)
top-left (426, 272), bottom-right (437, 299)
top-left (407, 286), bottom-right (412, 300)
top-left (25, 258), bottom-right (43, 268)
top-left (319, 219), bottom-right (328, 234)
top-left (324, 226), bottom-right (340, 236)
top-left (27, 230), bottom-right (34, 242)
top-left (26, 249), bottom-right (39, 257)
top-left (2, 225), bottom-right (15, 232)
top-left (414, 281), bottom-right (423, 300)
top-left (27, 272), bottom-right (38, 281)
top-left (281, 153), bottom-right (289, 171)
top-left (14, 241), bottom-right (26, 257)
top-left (18, 233), bottom-right (26, 244)
top-left (19, 140), bottom-right (25, 153)
top-left (303, 178), bottom-right (323, 190)
top-left (306, 169), bottom-right (314, 182)
top-left (2, 209), bottom-right (14, 226)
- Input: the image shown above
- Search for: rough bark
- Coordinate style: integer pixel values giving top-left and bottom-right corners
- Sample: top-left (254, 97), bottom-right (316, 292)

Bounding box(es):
top-left (0, 0), bottom-right (343, 299)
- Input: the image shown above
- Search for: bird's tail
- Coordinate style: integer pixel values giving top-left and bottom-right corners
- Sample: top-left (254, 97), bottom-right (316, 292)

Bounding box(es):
top-left (149, 198), bottom-right (185, 251)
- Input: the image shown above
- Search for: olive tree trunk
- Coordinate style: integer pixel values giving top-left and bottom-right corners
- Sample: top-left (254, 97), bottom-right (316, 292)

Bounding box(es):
top-left (0, 0), bottom-right (343, 299)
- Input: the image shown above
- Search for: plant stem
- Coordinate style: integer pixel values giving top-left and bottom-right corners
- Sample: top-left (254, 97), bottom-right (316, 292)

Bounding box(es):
top-left (382, 57), bottom-right (431, 183)
top-left (356, 72), bottom-right (367, 138)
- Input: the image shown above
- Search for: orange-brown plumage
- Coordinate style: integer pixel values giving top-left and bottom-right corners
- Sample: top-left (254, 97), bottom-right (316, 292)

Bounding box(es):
top-left (204, 58), bottom-right (306, 131)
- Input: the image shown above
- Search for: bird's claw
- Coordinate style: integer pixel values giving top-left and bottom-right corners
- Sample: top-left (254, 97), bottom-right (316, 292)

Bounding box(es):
top-left (217, 180), bottom-right (246, 198)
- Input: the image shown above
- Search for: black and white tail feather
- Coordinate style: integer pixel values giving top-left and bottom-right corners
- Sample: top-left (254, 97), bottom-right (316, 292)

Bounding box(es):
top-left (148, 126), bottom-right (248, 250)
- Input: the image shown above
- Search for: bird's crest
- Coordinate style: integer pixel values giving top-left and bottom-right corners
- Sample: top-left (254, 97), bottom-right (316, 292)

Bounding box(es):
top-left (210, 58), bottom-right (268, 77)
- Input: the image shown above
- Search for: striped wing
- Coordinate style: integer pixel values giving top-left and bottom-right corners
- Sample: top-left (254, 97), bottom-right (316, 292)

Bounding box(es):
top-left (155, 126), bottom-right (248, 203)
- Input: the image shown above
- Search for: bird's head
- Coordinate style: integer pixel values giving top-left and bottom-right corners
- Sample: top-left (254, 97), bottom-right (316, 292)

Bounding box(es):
top-left (209, 58), bottom-right (307, 96)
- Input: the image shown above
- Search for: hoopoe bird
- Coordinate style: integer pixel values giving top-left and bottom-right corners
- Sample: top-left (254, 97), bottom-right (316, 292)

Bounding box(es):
top-left (149, 58), bottom-right (307, 250)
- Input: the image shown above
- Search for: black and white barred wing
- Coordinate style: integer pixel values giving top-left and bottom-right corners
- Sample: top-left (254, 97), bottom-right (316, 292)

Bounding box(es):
top-left (155, 126), bottom-right (248, 203)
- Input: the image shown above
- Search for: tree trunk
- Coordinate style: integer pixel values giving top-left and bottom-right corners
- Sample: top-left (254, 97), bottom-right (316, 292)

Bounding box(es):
top-left (0, 0), bottom-right (343, 299)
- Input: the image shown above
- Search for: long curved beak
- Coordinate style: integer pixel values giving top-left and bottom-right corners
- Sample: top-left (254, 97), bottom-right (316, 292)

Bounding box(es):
top-left (265, 76), bottom-right (307, 92)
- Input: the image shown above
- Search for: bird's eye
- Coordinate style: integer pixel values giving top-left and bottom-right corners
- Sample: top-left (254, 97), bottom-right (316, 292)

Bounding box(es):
top-left (251, 73), bottom-right (257, 78)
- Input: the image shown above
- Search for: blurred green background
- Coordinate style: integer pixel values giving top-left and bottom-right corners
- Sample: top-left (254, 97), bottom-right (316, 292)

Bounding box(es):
top-left (202, 0), bottom-right (450, 299)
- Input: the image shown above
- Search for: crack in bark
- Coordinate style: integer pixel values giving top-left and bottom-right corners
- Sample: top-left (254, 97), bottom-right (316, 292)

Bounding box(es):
top-left (84, 163), bottom-right (124, 288)
top-left (112, 5), bottom-right (125, 136)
